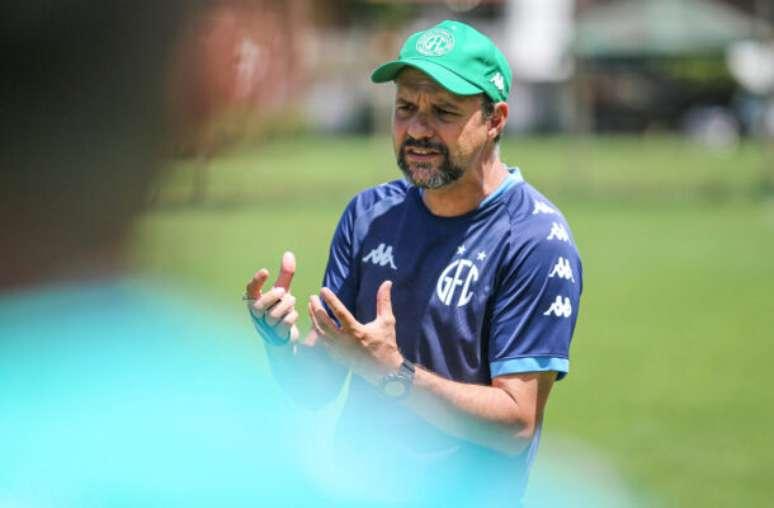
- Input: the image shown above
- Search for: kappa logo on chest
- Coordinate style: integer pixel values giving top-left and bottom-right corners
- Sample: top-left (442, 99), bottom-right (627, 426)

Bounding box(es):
top-left (362, 243), bottom-right (398, 270)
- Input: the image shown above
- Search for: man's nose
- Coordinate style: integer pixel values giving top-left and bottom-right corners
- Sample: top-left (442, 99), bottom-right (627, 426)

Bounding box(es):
top-left (406, 112), bottom-right (434, 140)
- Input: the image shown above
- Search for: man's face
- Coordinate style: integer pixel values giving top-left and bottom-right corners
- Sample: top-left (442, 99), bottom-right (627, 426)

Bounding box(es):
top-left (392, 68), bottom-right (491, 189)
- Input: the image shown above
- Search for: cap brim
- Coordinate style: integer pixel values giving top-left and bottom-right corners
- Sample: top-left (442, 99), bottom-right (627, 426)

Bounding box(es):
top-left (370, 58), bottom-right (482, 96)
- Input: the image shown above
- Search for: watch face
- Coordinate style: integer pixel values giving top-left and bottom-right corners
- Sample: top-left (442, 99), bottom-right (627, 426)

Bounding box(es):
top-left (382, 379), bottom-right (407, 398)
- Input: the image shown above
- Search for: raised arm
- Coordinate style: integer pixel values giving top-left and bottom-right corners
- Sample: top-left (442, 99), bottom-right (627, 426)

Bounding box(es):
top-left (309, 281), bottom-right (555, 456)
top-left (245, 252), bottom-right (347, 408)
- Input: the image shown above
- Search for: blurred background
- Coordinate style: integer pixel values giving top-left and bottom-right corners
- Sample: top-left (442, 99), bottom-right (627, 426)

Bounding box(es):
top-left (133, 0), bottom-right (773, 506)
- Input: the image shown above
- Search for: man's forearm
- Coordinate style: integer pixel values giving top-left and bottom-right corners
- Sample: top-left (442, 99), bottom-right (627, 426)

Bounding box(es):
top-left (264, 337), bottom-right (348, 409)
top-left (401, 367), bottom-right (543, 456)
top-left (308, 284), bottom-right (550, 456)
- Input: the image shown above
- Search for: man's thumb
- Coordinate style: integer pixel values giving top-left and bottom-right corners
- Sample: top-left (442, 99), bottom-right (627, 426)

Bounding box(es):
top-left (376, 280), bottom-right (394, 321)
top-left (273, 251), bottom-right (296, 290)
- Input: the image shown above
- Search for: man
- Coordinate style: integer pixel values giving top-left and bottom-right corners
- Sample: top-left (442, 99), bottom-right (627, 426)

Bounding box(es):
top-left (246, 20), bottom-right (582, 506)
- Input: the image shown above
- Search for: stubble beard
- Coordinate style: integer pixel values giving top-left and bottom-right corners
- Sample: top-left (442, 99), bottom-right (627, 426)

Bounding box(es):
top-left (397, 138), bottom-right (465, 190)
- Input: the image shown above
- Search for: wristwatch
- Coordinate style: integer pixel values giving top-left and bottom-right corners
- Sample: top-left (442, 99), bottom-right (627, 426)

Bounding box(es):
top-left (379, 360), bottom-right (416, 400)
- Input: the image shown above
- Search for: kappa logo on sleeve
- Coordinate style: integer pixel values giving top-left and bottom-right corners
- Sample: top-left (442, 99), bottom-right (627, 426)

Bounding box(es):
top-left (362, 243), bottom-right (397, 270)
top-left (548, 257), bottom-right (575, 282)
top-left (532, 200), bottom-right (557, 215)
top-left (546, 222), bottom-right (570, 243)
top-left (543, 295), bottom-right (572, 318)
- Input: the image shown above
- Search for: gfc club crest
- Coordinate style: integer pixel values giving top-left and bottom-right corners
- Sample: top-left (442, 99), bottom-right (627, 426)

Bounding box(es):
top-left (416, 29), bottom-right (455, 56)
top-left (436, 245), bottom-right (486, 307)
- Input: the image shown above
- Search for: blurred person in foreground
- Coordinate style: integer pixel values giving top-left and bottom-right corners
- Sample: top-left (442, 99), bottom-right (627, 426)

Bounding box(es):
top-left (0, 2), bottom-right (318, 506)
top-left (246, 20), bottom-right (583, 506)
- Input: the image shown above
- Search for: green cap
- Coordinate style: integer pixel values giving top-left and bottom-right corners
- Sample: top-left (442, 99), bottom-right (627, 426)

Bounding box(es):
top-left (371, 20), bottom-right (512, 103)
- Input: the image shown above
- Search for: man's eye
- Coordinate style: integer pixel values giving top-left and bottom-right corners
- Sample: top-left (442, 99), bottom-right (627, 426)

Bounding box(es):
top-left (434, 107), bottom-right (455, 117)
top-left (397, 104), bottom-right (415, 112)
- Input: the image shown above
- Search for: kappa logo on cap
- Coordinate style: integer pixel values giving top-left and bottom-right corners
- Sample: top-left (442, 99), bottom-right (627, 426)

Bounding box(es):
top-left (416, 28), bottom-right (455, 56)
top-left (490, 72), bottom-right (505, 92)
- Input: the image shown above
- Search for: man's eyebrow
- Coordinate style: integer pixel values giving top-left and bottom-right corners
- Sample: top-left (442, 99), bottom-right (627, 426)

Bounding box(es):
top-left (395, 85), bottom-right (467, 110)
top-left (433, 99), bottom-right (462, 111)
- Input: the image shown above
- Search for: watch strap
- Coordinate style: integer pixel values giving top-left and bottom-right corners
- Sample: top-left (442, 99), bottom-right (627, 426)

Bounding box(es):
top-left (380, 359), bottom-right (415, 399)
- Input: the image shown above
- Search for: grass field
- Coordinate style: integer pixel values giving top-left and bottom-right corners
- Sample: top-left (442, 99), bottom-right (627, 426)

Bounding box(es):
top-left (133, 135), bottom-right (774, 507)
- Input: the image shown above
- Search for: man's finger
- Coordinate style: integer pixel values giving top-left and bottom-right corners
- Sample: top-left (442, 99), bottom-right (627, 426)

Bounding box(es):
top-left (376, 280), bottom-right (394, 321)
top-left (280, 309), bottom-right (299, 328)
top-left (273, 251), bottom-right (296, 291)
top-left (245, 269), bottom-right (269, 300)
top-left (252, 287), bottom-right (286, 315)
top-left (307, 300), bottom-right (323, 335)
top-left (319, 287), bottom-right (359, 331)
top-left (310, 294), bottom-right (341, 336)
top-left (274, 309), bottom-right (298, 339)
top-left (303, 328), bottom-right (320, 346)
top-left (266, 293), bottom-right (297, 326)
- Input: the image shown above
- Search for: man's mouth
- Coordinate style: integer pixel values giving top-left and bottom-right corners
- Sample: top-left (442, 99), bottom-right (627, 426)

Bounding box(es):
top-left (405, 146), bottom-right (442, 160)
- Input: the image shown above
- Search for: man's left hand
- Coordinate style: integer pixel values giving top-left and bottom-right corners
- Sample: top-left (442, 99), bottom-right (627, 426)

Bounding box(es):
top-left (308, 280), bottom-right (403, 385)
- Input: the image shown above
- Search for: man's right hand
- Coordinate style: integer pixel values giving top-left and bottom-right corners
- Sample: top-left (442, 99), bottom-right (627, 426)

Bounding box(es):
top-left (245, 251), bottom-right (300, 344)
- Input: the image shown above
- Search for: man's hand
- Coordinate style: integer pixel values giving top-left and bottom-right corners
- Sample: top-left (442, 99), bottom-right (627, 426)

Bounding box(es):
top-left (308, 280), bottom-right (403, 384)
top-left (305, 279), bottom-right (553, 455)
top-left (246, 253), bottom-right (348, 408)
top-left (245, 251), bottom-right (300, 343)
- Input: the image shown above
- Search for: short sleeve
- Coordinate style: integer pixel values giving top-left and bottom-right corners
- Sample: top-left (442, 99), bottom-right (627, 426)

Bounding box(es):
top-left (322, 197), bottom-right (359, 312)
top-left (488, 223), bottom-right (583, 381)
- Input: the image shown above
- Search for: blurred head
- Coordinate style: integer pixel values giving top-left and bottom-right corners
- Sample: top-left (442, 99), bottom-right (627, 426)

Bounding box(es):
top-left (371, 20), bottom-right (510, 189)
top-left (0, 1), bottom-right (191, 288)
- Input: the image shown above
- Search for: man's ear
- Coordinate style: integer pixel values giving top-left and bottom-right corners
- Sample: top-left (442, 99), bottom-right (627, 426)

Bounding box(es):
top-left (489, 101), bottom-right (509, 140)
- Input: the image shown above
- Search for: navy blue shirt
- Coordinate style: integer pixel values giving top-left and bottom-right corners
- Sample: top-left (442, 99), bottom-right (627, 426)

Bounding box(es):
top-left (322, 168), bottom-right (583, 504)
top-left (325, 168), bottom-right (581, 382)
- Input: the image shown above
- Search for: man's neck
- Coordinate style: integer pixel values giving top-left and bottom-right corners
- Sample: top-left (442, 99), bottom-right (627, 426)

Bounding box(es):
top-left (422, 153), bottom-right (508, 218)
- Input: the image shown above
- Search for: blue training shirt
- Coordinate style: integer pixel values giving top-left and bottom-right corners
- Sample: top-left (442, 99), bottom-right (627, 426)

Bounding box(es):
top-left (322, 167), bottom-right (583, 504)
top-left (324, 167), bottom-right (582, 382)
